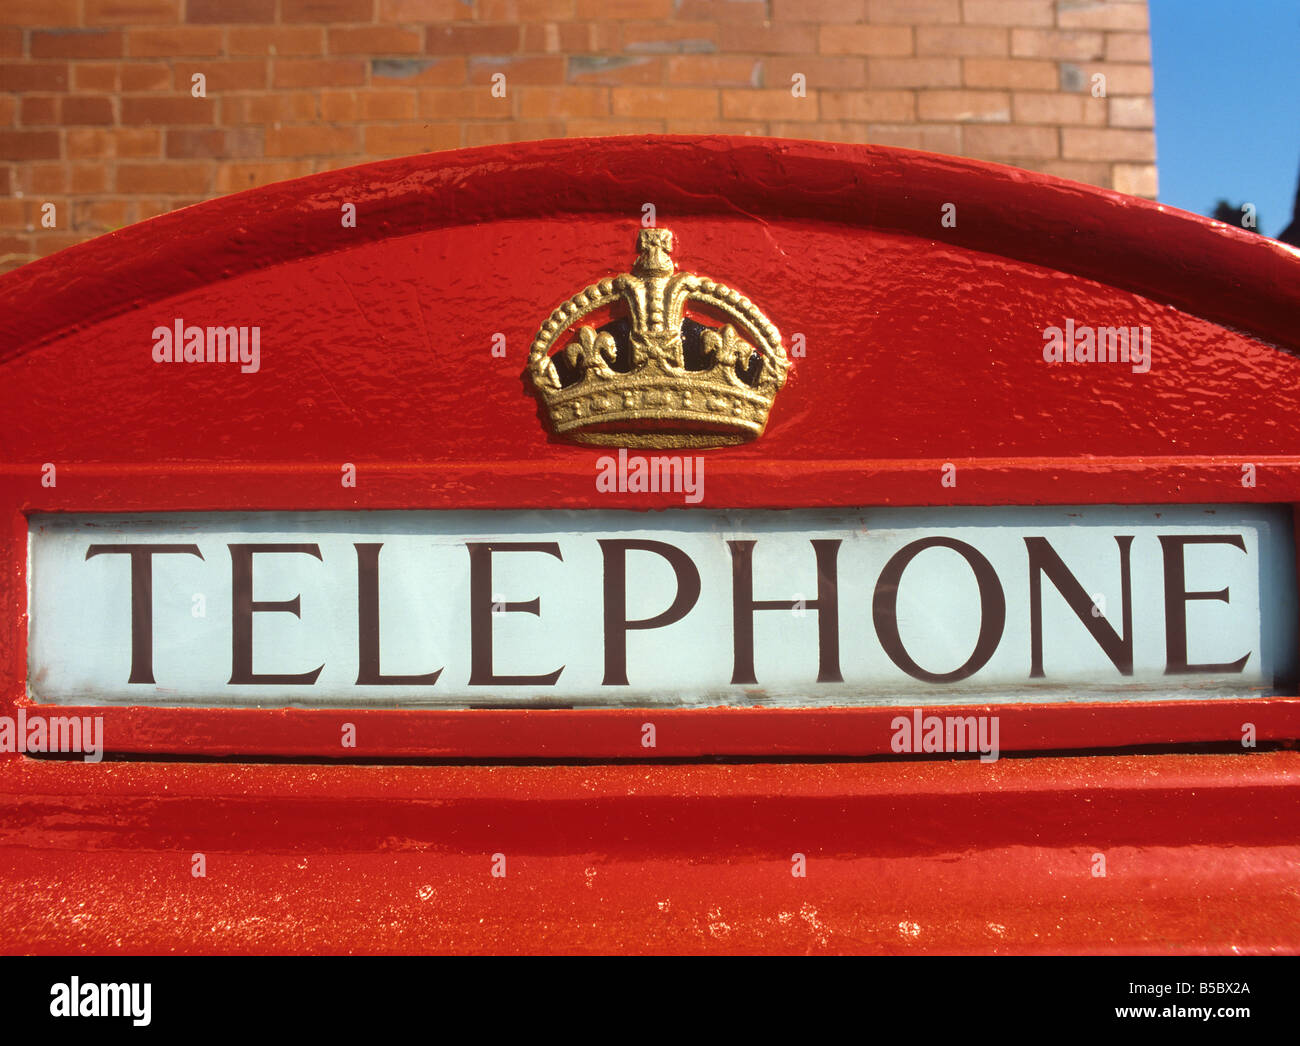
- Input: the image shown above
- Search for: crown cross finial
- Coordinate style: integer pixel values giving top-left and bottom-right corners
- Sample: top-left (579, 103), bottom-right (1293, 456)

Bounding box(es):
top-left (527, 228), bottom-right (790, 449)
top-left (633, 227), bottom-right (675, 277)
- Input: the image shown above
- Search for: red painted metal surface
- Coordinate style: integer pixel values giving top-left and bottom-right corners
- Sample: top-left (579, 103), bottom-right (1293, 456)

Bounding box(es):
top-left (3, 753), bottom-right (1298, 954)
top-left (2, 136), bottom-right (1299, 952)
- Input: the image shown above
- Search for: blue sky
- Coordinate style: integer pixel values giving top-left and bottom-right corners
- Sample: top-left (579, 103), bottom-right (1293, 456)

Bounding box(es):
top-left (1150, 0), bottom-right (1299, 237)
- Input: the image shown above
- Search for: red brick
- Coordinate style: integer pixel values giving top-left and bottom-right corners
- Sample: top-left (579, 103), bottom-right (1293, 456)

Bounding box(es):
top-left (722, 88), bottom-right (817, 122)
top-left (273, 59), bottom-right (366, 88)
top-left (0, 63), bottom-right (70, 92)
top-left (517, 86), bottom-right (610, 119)
top-left (116, 160), bottom-right (209, 194)
top-left (0, 0), bottom-right (1160, 252)
top-left (568, 55), bottom-right (664, 85)
top-left (1108, 95), bottom-right (1153, 128)
top-left (1028, 159), bottom-right (1111, 186)
top-left (768, 120), bottom-right (865, 142)
top-left (819, 89), bottom-right (915, 121)
top-left (427, 25), bottom-right (522, 55)
top-left (72, 199), bottom-right (132, 232)
top-left (362, 123), bottom-right (461, 157)
top-left (717, 24), bottom-right (818, 54)
top-left (84, 0), bottom-right (180, 24)
top-left (1061, 127), bottom-right (1155, 162)
top-left (917, 89), bottom-right (1010, 122)
top-left (963, 58), bottom-right (1057, 89)
top-left (1058, 2), bottom-right (1148, 30)
top-left (1013, 91), bottom-right (1106, 125)
top-left (964, 123), bottom-right (1058, 158)
top-left (1111, 162), bottom-right (1157, 197)
top-left (0, 239), bottom-right (36, 273)
top-left (329, 27), bottom-right (424, 55)
top-left (134, 197), bottom-right (174, 220)
top-left (175, 60), bottom-right (269, 93)
top-left (265, 124), bottom-right (361, 157)
top-left (670, 55), bottom-right (759, 86)
top-left (664, 118), bottom-right (747, 135)
top-left (0, 130), bottom-right (61, 160)
top-left (360, 90), bottom-right (417, 120)
top-left (772, 0), bottom-right (865, 19)
top-left (766, 57), bottom-right (865, 90)
top-left (916, 27), bottom-right (1009, 57)
top-left (524, 22), bottom-right (622, 53)
top-left (120, 96), bottom-right (216, 125)
top-left (1011, 29), bottom-right (1106, 60)
top-left (677, 0), bottom-right (763, 20)
top-left (68, 162), bottom-right (109, 191)
top-left (575, 0), bottom-right (672, 16)
top-left (221, 92), bottom-right (319, 124)
top-left (33, 232), bottom-right (85, 256)
top-left (67, 126), bottom-right (161, 158)
top-left (372, 58), bottom-right (467, 86)
top-left (227, 28), bottom-right (324, 57)
top-left (0, 199), bottom-right (26, 226)
top-left (379, 0), bottom-right (462, 16)
top-left (480, 0), bottom-right (578, 17)
top-left (213, 161), bottom-right (313, 194)
top-left (73, 63), bottom-right (119, 91)
top-left (165, 127), bottom-right (263, 158)
top-left (18, 162), bottom-right (69, 193)
top-left (565, 117), bottom-right (663, 135)
top-left (31, 30), bottom-right (125, 59)
top-left (60, 97), bottom-right (115, 124)
top-left (119, 63), bottom-right (171, 91)
top-left (818, 25), bottom-right (913, 56)
top-left (282, 0), bottom-right (374, 20)
top-left (127, 27), bottom-right (224, 57)
top-left (462, 120), bottom-right (565, 147)
top-left (612, 86), bottom-right (719, 119)
top-left (20, 97), bottom-right (58, 126)
top-left (865, 0), bottom-right (959, 22)
top-left (1106, 32), bottom-right (1151, 63)
top-left (187, 0), bottom-right (274, 22)
top-left (866, 123), bottom-right (961, 152)
top-left (469, 56), bottom-right (566, 85)
top-left (319, 90), bottom-right (359, 121)
top-left (961, 0), bottom-right (1054, 25)
top-left (1, 1), bottom-right (80, 27)
top-left (1081, 62), bottom-right (1153, 95)
top-left (621, 22), bottom-right (722, 52)
top-left (417, 88), bottom-right (512, 119)
top-left (868, 58), bottom-right (961, 88)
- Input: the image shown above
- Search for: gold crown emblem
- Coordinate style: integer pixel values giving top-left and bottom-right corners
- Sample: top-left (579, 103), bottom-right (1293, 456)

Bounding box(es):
top-left (527, 228), bottom-right (789, 448)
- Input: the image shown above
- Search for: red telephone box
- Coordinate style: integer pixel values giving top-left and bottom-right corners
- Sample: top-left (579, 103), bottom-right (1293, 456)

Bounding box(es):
top-left (2, 136), bottom-right (1298, 954)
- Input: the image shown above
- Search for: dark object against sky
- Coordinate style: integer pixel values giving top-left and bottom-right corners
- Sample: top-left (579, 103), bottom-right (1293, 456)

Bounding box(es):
top-left (1279, 163), bottom-right (1300, 246)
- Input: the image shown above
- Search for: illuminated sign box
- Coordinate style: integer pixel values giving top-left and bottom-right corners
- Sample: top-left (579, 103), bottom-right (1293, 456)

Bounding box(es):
top-left (28, 506), bottom-right (1296, 709)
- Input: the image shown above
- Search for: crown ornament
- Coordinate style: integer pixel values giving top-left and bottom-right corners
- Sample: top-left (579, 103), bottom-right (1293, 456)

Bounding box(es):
top-left (527, 228), bottom-right (790, 448)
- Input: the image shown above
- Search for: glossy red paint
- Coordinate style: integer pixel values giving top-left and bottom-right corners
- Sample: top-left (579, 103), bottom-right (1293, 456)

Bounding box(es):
top-left (1, 137), bottom-right (1298, 953)
top-left (3, 753), bottom-right (1298, 954)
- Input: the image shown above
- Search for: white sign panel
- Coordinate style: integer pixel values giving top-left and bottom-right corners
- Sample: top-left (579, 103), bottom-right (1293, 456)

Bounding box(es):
top-left (26, 506), bottom-right (1295, 708)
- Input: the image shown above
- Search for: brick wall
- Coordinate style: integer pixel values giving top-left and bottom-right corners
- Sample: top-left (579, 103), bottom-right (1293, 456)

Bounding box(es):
top-left (0, 0), bottom-right (1155, 272)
